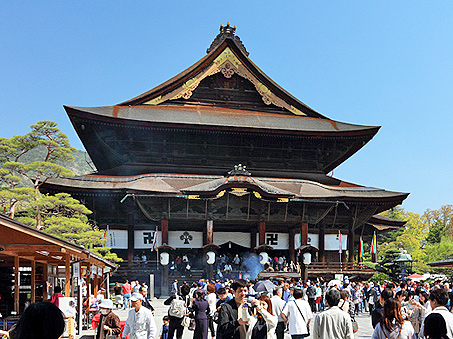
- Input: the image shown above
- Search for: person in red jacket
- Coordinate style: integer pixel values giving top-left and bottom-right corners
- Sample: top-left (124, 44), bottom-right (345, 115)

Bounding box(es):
top-left (49, 286), bottom-right (64, 307)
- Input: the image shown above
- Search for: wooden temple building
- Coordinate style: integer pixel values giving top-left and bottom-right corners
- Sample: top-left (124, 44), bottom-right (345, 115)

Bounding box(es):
top-left (42, 24), bottom-right (408, 289)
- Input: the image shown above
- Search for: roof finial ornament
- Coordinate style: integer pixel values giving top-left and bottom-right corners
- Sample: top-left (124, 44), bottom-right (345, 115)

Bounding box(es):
top-left (220, 22), bottom-right (236, 35)
top-left (207, 23), bottom-right (249, 56)
top-left (226, 164), bottom-right (252, 177)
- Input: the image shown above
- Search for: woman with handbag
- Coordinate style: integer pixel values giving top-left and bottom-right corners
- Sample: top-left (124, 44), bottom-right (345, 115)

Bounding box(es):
top-left (372, 298), bottom-right (415, 339)
top-left (191, 290), bottom-right (210, 339)
top-left (242, 295), bottom-right (278, 339)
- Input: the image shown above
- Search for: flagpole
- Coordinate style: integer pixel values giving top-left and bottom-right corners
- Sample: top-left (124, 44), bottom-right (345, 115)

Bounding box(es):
top-left (338, 230), bottom-right (343, 271)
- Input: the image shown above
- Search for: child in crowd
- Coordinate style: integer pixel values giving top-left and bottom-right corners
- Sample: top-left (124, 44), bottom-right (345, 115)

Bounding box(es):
top-left (160, 315), bottom-right (170, 339)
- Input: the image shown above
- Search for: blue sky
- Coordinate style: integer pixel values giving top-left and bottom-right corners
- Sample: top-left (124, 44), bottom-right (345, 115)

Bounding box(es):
top-left (1, 2), bottom-right (452, 214)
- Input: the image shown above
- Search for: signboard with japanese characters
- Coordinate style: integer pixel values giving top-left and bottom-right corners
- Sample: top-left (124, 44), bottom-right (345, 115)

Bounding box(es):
top-left (72, 262), bottom-right (80, 279)
top-left (105, 230), bottom-right (128, 249)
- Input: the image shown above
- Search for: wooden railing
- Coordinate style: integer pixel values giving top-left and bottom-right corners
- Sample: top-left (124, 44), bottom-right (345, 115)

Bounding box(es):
top-left (308, 262), bottom-right (374, 271)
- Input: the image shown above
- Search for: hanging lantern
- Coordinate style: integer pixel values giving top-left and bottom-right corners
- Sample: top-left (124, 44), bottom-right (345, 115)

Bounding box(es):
top-left (303, 252), bottom-right (312, 265)
top-left (259, 252), bottom-right (269, 265)
top-left (160, 252), bottom-right (170, 266)
top-left (206, 251), bottom-right (216, 265)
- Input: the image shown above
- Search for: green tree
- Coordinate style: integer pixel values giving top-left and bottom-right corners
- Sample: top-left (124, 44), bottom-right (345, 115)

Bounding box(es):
top-left (426, 221), bottom-right (447, 244)
top-left (0, 121), bottom-right (74, 220)
top-left (0, 121), bottom-right (121, 263)
top-left (376, 248), bottom-right (407, 281)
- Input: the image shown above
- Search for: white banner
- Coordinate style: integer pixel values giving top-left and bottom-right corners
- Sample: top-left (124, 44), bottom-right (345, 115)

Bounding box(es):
top-left (105, 230), bottom-right (128, 249)
top-left (134, 231), bottom-right (162, 249)
top-left (294, 233), bottom-right (346, 250)
top-left (214, 232), bottom-right (251, 248)
top-left (255, 233), bottom-right (289, 250)
top-left (294, 233), bottom-right (319, 249)
top-left (325, 234), bottom-right (347, 251)
top-left (168, 231), bottom-right (203, 248)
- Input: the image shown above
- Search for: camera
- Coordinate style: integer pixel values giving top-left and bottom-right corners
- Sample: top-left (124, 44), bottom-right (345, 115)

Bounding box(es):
top-left (244, 296), bottom-right (256, 308)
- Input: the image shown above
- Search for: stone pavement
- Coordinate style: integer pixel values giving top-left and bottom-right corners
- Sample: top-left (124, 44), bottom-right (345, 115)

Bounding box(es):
top-left (79, 298), bottom-right (375, 338)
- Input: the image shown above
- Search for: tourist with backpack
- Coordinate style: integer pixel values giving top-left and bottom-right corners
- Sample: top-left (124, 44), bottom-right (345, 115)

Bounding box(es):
top-left (167, 294), bottom-right (187, 339)
top-left (306, 283), bottom-right (317, 313)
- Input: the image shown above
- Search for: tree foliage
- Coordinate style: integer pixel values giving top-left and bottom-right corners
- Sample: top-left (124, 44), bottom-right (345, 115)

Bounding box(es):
top-left (377, 205), bottom-right (453, 275)
top-left (0, 121), bottom-right (121, 263)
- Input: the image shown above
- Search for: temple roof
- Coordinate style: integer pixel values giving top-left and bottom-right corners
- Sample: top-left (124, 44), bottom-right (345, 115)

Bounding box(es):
top-left (42, 172), bottom-right (408, 209)
top-left (65, 23), bottom-right (379, 137)
top-left (366, 214), bottom-right (407, 231)
top-left (117, 23), bottom-right (325, 117)
top-left (65, 104), bottom-right (379, 137)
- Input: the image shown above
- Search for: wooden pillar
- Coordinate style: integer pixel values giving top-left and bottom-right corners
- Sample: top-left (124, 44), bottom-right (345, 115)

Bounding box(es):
top-left (65, 254), bottom-right (71, 296)
top-left (205, 220), bottom-right (214, 281)
top-left (105, 270), bottom-right (110, 299)
top-left (127, 210), bottom-right (135, 272)
top-left (94, 271), bottom-right (98, 297)
top-left (319, 228), bottom-right (325, 263)
top-left (161, 219), bottom-right (169, 245)
top-left (348, 228), bottom-right (355, 263)
top-left (31, 259), bottom-right (36, 303)
top-left (14, 256), bottom-right (19, 314)
top-left (289, 228), bottom-right (296, 262)
top-left (300, 223), bottom-right (309, 282)
top-left (206, 220), bottom-right (213, 244)
top-left (301, 222), bottom-right (308, 245)
top-left (161, 218), bottom-right (170, 295)
top-left (251, 229), bottom-right (257, 250)
top-left (86, 263), bottom-right (91, 296)
top-left (259, 221), bottom-right (266, 245)
top-left (341, 236), bottom-right (347, 263)
top-left (43, 263), bottom-right (48, 300)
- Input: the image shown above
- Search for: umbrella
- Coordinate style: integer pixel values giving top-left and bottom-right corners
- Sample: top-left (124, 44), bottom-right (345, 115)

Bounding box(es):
top-left (254, 280), bottom-right (276, 293)
top-left (327, 279), bottom-right (342, 288)
top-left (407, 273), bottom-right (424, 281)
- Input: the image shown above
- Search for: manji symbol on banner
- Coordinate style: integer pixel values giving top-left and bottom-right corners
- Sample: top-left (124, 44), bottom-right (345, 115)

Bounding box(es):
top-left (134, 231), bottom-right (162, 249)
top-left (266, 233), bottom-right (279, 246)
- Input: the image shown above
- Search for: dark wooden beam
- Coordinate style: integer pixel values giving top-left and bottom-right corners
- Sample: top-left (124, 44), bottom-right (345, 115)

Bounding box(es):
top-left (14, 256), bottom-right (19, 313)
top-left (31, 259), bottom-right (36, 303)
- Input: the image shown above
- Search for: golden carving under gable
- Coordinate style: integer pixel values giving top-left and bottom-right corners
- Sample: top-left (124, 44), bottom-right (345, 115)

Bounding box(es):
top-left (230, 188), bottom-right (249, 197)
top-left (143, 47), bottom-right (306, 116)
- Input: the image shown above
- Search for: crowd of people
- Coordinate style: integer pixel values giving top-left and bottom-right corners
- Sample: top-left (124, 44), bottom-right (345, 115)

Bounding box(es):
top-left (4, 273), bottom-right (453, 339)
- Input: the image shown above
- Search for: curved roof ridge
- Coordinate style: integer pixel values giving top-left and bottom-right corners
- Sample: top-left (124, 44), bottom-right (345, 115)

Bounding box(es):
top-left (116, 34), bottom-right (327, 119)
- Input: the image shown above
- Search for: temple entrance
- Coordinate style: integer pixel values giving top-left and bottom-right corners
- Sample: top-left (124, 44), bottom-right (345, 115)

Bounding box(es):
top-left (216, 242), bottom-right (262, 280)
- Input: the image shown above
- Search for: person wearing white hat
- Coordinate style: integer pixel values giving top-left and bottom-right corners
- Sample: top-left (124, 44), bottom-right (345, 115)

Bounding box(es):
top-left (123, 293), bottom-right (157, 339)
top-left (96, 299), bottom-right (121, 339)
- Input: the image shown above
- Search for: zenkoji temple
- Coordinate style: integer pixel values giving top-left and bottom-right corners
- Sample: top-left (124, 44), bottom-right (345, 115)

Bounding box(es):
top-left (42, 24), bottom-right (408, 290)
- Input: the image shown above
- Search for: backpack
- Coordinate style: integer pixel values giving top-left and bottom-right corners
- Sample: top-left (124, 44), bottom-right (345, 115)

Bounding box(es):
top-left (169, 297), bottom-right (186, 318)
top-left (307, 286), bottom-right (316, 298)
